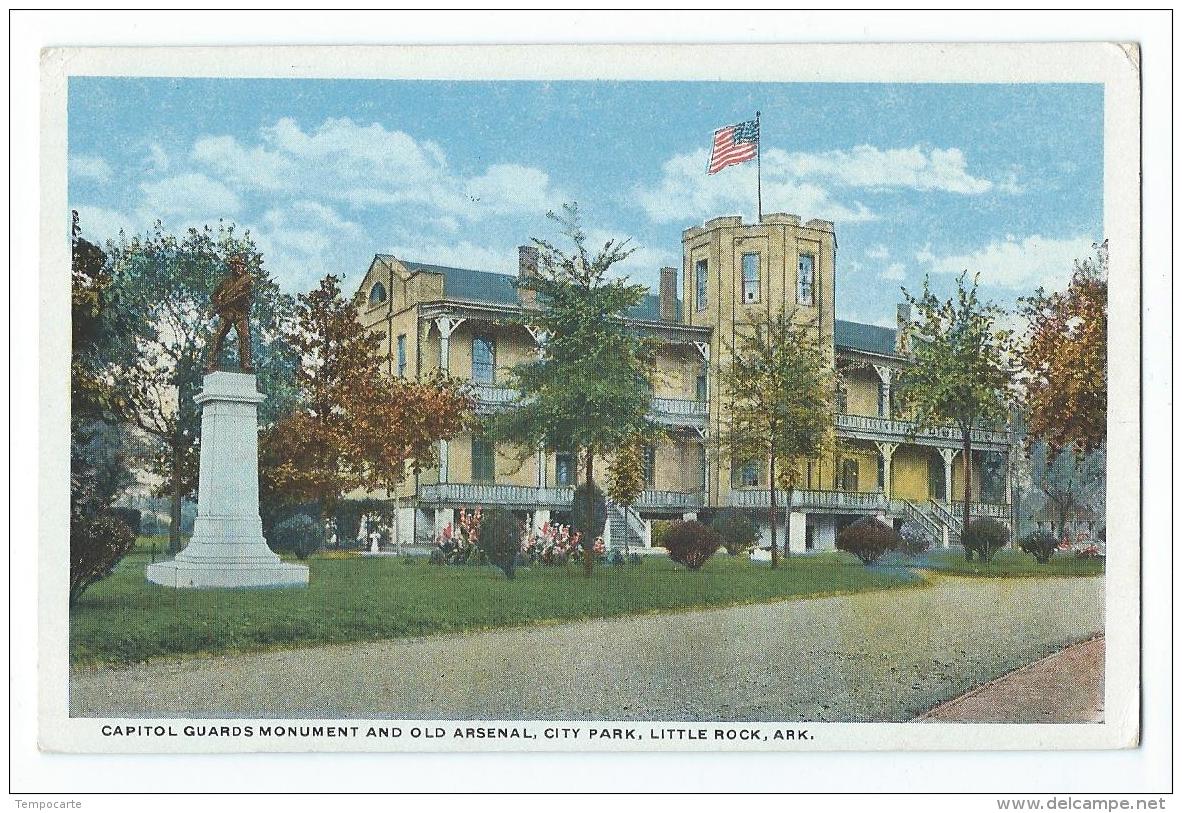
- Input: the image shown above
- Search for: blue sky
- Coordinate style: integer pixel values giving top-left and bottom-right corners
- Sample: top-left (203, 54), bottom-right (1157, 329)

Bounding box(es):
top-left (68, 78), bottom-right (1103, 327)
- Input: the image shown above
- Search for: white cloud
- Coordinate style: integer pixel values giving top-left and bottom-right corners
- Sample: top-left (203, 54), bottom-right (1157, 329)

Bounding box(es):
top-left (144, 143), bottom-right (170, 173)
top-left (69, 154), bottom-right (113, 183)
top-left (191, 117), bottom-right (564, 222)
top-left (915, 243), bottom-right (935, 264)
top-left (915, 233), bottom-right (1098, 290)
top-left (878, 262), bottom-right (906, 282)
top-left (139, 173), bottom-right (242, 219)
top-left (632, 148), bottom-right (874, 225)
top-left (250, 200), bottom-right (369, 290)
top-left (71, 204), bottom-right (142, 242)
top-left (865, 244), bottom-right (890, 260)
top-left (778, 145), bottom-right (992, 194)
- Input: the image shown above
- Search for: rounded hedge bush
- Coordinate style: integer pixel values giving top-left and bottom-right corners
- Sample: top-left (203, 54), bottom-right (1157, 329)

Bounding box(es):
top-left (269, 514), bottom-right (323, 560)
top-left (478, 509), bottom-right (523, 580)
top-left (897, 520), bottom-right (931, 558)
top-left (663, 520), bottom-right (722, 571)
top-left (962, 517), bottom-right (1008, 562)
top-left (836, 517), bottom-right (899, 565)
top-left (710, 509), bottom-right (759, 556)
top-left (650, 520), bottom-right (675, 549)
top-left (1019, 530), bottom-right (1058, 564)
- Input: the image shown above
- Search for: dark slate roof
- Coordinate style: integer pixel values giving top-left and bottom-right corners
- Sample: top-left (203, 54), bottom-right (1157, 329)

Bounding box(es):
top-left (389, 256), bottom-right (677, 322)
top-left (835, 319), bottom-right (897, 356)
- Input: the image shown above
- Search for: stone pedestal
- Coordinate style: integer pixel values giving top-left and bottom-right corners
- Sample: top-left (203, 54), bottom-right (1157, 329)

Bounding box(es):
top-left (146, 372), bottom-right (308, 589)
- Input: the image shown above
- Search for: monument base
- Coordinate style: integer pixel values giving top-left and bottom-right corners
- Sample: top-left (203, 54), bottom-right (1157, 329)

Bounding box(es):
top-left (146, 557), bottom-right (309, 589)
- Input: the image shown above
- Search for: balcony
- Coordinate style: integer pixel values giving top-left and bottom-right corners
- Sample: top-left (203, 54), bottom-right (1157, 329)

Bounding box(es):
top-left (418, 483), bottom-right (702, 511)
top-left (648, 397), bottom-right (708, 428)
top-left (471, 385), bottom-right (707, 428)
top-left (728, 488), bottom-right (1009, 518)
top-left (835, 413), bottom-right (1009, 451)
top-left (728, 488), bottom-right (889, 512)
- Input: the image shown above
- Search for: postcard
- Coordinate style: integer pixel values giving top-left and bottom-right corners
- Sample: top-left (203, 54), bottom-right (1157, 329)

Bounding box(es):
top-left (39, 41), bottom-right (1140, 754)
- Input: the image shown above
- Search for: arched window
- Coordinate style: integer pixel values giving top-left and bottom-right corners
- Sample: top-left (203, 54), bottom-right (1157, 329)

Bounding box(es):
top-left (369, 281), bottom-right (388, 305)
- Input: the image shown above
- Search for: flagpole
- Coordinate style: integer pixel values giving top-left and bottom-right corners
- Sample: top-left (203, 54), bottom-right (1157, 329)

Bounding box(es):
top-left (755, 110), bottom-right (762, 223)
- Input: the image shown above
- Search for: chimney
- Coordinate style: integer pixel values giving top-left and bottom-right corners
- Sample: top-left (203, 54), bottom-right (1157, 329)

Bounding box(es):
top-left (659, 267), bottom-right (677, 322)
top-left (518, 245), bottom-right (539, 306)
top-left (896, 303), bottom-right (911, 353)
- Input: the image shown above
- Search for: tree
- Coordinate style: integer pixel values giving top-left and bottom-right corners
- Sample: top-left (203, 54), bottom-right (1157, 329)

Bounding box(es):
top-left (260, 274), bottom-right (475, 529)
top-left (717, 307), bottom-right (836, 568)
top-left (1025, 440), bottom-right (1104, 542)
top-left (896, 272), bottom-right (1016, 555)
top-left (1018, 240), bottom-right (1107, 457)
top-left (493, 204), bottom-right (656, 578)
top-left (606, 436), bottom-right (647, 558)
top-left (103, 222), bottom-right (298, 553)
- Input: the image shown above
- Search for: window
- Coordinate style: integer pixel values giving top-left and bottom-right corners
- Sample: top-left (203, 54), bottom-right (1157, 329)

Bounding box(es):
top-left (695, 371), bottom-right (708, 402)
top-left (741, 253), bottom-right (760, 304)
top-left (471, 437), bottom-right (495, 483)
top-left (733, 460), bottom-right (760, 488)
top-left (555, 452), bottom-right (575, 487)
top-left (472, 337), bottom-right (495, 384)
top-left (643, 446), bottom-right (656, 488)
top-left (396, 334), bottom-right (407, 378)
top-left (840, 459), bottom-right (859, 492)
top-left (369, 281), bottom-right (387, 306)
top-left (797, 254), bottom-right (815, 306)
top-left (695, 259), bottom-right (708, 312)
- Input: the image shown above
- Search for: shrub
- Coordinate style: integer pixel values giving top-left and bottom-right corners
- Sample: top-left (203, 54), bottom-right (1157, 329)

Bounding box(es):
top-left (836, 517), bottom-right (899, 565)
top-left (897, 521), bottom-right (931, 558)
top-left (710, 509), bottom-right (759, 556)
top-left (429, 548), bottom-right (447, 566)
top-left (111, 507), bottom-right (142, 536)
top-left (1019, 531), bottom-right (1058, 564)
top-left (1076, 544), bottom-right (1103, 559)
top-left (570, 482), bottom-right (606, 549)
top-left (962, 517), bottom-right (1008, 562)
top-left (662, 521), bottom-right (722, 571)
top-left (269, 515), bottom-right (323, 560)
top-left (435, 507), bottom-right (483, 564)
top-left (628, 552), bottom-right (643, 566)
top-left (608, 549), bottom-right (626, 566)
top-left (70, 511), bottom-right (134, 606)
top-left (650, 520), bottom-right (675, 549)
top-left (478, 510), bottom-right (522, 580)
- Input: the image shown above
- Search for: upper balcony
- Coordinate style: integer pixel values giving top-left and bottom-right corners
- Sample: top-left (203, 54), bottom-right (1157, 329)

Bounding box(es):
top-left (472, 384), bottom-right (707, 429)
top-left (835, 413), bottom-right (1009, 452)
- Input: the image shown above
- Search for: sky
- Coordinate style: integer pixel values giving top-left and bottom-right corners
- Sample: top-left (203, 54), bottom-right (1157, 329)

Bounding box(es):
top-left (68, 78), bottom-right (1103, 327)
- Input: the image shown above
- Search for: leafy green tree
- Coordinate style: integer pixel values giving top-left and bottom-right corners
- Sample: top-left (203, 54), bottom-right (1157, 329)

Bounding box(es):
top-left (717, 307), bottom-right (836, 568)
top-left (493, 204), bottom-right (656, 578)
top-left (1025, 440), bottom-right (1104, 542)
top-left (103, 222), bottom-right (298, 552)
top-left (896, 272), bottom-right (1016, 551)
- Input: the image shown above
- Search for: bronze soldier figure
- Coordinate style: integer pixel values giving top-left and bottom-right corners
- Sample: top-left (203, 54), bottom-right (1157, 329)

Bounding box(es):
top-left (206, 254), bottom-right (254, 373)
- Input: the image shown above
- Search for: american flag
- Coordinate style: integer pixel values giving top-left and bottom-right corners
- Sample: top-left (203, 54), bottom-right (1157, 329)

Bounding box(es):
top-left (708, 118), bottom-right (759, 175)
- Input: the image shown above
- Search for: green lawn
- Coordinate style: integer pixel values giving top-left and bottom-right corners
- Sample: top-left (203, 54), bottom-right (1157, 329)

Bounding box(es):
top-left (71, 549), bottom-right (920, 668)
top-left (915, 548), bottom-right (1106, 578)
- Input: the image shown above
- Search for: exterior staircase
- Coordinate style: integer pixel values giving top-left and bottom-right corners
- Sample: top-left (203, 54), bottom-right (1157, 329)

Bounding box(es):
top-left (900, 499), bottom-right (961, 548)
top-left (605, 502), bottom-right (648, 552)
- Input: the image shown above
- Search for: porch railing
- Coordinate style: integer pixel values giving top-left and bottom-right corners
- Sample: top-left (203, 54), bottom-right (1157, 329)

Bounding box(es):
top-left (418, 483), bottom-right (702, 511)
top-left (835, 413), bottom-right (1009, 449)
top-left (648, 397), bottom-right (708, 427)
top-left (728, 488), bottom-right (889, 511)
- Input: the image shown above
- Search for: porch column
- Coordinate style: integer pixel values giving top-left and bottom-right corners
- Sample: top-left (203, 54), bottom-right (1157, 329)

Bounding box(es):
top-left (872, 364), bottom-right (894, 418)
top-left (434, 316), bottom-right (465, 484)
top-left (433, 508), bottom-right (453, 540)
top-left (536, 447), bottom-right (546, 488)
top-left (531, 509), bottom-right (550, 533)
top-left (938, 447), bottom-right (958, 548)
top-left (875, 441), bottom-right (898, 501)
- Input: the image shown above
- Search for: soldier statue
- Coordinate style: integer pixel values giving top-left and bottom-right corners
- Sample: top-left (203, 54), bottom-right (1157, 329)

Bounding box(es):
top-left (206, 253), bottom-right (254, 373)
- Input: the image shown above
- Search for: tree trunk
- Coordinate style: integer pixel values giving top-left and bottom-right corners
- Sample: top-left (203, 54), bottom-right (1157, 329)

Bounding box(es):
top-left (769, 455), bottom-right (779, 569)
top-left (583, 453), bottom-right (595, 579)
top-left (168, 441), bottom-right (182, 555)
top-left (962, 431), bottom-right (973, 561)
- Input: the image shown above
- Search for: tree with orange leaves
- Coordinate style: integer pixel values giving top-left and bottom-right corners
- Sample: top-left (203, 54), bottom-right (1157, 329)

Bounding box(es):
top-left (260, 275), bottom-right (475, 531)
top-left (1018, 240), bottom-right (1107, 458)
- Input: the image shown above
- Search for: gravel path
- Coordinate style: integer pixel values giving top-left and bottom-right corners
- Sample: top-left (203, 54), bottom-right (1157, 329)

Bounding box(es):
top-left (70, 574), bottom-right (1103, 722)
top-left (917, 635), bottom-right (1104, 723)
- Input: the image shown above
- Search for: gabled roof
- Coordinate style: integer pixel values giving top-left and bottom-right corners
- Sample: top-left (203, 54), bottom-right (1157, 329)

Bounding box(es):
top-left (835, 319), bottom-right (897, 356)
top-left (380, 255), bottom-right (677, 321)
